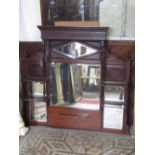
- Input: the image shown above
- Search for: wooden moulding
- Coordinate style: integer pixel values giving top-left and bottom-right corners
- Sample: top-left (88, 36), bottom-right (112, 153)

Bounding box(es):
top-left (54, 21), bottom-right (99, 27)
top-left (38, 26), bottom-right (108, 41)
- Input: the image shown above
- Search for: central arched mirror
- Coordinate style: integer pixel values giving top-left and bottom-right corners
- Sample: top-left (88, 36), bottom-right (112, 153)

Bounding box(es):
top-left (50, 42), bottom-right (101, 110)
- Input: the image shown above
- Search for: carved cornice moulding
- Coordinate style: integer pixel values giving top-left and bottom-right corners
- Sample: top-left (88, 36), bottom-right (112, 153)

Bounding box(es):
top-left (38, 26), bottom-right (109, 41)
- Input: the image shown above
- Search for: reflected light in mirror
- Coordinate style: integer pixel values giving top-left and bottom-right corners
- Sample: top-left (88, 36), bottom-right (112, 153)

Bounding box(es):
top-left (31, 101), bottom-right (47, 122)
top-left (104, 85), bottom-right (125, 102)
top-left (46, 0), bottom-right (100, 25)
top-left (53, 42), bottom-right (97, 59)
top-left (50, 63), bottom-right (101, 110)
top-left (32, 82), bottom-right (44, 96)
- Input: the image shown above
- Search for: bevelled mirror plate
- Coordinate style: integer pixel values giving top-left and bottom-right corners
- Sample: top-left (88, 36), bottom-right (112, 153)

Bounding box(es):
top-left (50, 63), bottom-right (101, 110)
top-left (31, 101), bottom-right (47, 122)
top-left (45, 0), bottom-right (101, 25)
top-left (103, 104), bottom-right (124, 129)
top-left (53, 42), bottom-right (97, 59)
top-left (104, 85), bottom-right (125, 102)
top-left (32, 82), bottom-right (44, 96)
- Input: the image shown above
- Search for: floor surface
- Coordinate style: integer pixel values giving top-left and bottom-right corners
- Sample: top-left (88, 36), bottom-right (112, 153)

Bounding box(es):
top-left (19, 126), bottom-right (135, 155)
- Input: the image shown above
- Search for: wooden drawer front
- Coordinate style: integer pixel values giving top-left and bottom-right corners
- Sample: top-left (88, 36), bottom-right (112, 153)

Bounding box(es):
top-left (48, 107), bottom-right (101, 130)
top-left (105, 66), bottom-right (127, 82)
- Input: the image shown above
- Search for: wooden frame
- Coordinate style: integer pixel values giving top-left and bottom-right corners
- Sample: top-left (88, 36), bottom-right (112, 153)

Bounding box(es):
top-left (20, 26), bottom-right (133, 134)
top-left (38, 26), bottom-right (130, 134)
top-left (20, 38), bottom-right (133, 134)
top-left (39, 0), bottom-right (102, 26)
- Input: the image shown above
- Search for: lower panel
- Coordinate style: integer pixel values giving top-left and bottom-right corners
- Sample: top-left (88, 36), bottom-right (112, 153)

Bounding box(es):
top-left (102, 104), bottom-right (128, 134)
top-left (48, 107), bottom-right (101, 130)
top-left (103, 104), bottom-right (124, 130)
top-left (29, 105), bottom-right (128, 134)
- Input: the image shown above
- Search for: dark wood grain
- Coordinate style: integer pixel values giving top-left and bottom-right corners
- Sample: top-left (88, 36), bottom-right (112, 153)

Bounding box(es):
top-left (19, 38), bottom-right (134, 133)
top-left (48, 107), bottom-right (101, 130)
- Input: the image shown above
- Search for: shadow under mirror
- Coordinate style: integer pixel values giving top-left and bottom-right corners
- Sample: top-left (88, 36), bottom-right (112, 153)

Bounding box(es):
top-left (50, 63), bottom-right (101, 110)
top-left (53, 42), bottom-right (97, 59)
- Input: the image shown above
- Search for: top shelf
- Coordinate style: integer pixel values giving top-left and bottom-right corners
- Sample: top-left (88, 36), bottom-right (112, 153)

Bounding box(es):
top-left (38, 26), bottom-right (109, 41)
top-left (38, 25), bottom-right (109, 31)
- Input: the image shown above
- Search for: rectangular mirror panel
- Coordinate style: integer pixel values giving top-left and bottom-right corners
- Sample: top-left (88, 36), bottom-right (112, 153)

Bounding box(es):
top-left (51, 63), bottom-right (101, 110)
top-left (104, 85), bottom-right (125, 102)
top-left (103, 104), bottom-right (124, 129)
top-left (32, 82), bottom-right (44, 96)
top-left (31, 101), bottom-right (47, 122)
top-left (45, 0), bottom-right (100, 25)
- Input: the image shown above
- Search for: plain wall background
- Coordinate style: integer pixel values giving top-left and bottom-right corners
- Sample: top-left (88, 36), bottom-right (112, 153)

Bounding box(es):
top-left (19, 0), bottom-right (135, 41)
top-left (19, 0), bottom-right (41, 41)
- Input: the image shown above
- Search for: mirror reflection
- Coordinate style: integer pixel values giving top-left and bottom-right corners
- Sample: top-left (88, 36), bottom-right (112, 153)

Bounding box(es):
top-left (51, 63), bottom-right (101, 110)
top-left (103, 104), bottom-right (124, 129)
top-left (46, 0), bottom-right (100, 24)
top-left (31, 101), bottom-right (47, 122)
top-left (54, 42), bottom-right (97, 59)
top-left (104, 85), bottom-right (125, 102)
top-left (32, 82), bottom-right (44, 96)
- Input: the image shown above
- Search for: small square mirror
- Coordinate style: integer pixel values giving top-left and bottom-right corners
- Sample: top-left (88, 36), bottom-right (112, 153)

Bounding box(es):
top-left (31, 101), bottom-right (47, 122)
top-left (104, 85), bottom-right (125, 102)
top-left (32, 82), bottom-right (44, 96)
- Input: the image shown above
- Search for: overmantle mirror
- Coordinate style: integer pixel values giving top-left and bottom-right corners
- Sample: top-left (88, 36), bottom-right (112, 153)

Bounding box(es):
top-left (43, 0), bottom-right (102, 25)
